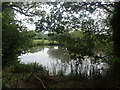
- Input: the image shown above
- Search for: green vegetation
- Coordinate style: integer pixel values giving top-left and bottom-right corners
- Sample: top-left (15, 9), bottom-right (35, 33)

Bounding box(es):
top-left (33, 32), bottom-right (59, 45)
top-left (2, 2), bottom-right (120, 89)
top-left (56, 30), bottom-right (95, 56)
top-left (3, 63), bottom-right (120, 88)
top-left (2, 62), bottom-right (49, 88)
top-left (32, 39), bottom-right (58, 45)
top-left (2, 3), bottom-right (35, 68)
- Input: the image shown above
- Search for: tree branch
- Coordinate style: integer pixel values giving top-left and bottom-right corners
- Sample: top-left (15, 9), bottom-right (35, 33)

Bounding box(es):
top-left (7, 3), bottom-right (37, 17)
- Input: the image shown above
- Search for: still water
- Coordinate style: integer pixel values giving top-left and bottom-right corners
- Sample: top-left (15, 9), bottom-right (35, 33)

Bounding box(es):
top-left (18, 46), bottom-right (109, 76)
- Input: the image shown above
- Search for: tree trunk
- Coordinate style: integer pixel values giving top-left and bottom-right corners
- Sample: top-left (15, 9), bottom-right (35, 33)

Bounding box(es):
top-left (111, 2), bottom-right (120, 57)
top-left (110, 2), bottom-right (120, 79)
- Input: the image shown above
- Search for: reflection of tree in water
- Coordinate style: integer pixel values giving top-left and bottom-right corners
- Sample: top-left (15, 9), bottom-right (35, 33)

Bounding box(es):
top-left (27, 46), bottom-right (45, 53)
top-left (48, 46), bottom-right (109, 77)
top-left (70, 56), bottom-right (109, 77)
top-left (47, 46), bottom-right (70, 63)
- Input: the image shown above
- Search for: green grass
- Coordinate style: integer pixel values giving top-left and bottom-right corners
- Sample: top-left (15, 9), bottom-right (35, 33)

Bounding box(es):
top-left (33, 39), bottom-right (59, 45)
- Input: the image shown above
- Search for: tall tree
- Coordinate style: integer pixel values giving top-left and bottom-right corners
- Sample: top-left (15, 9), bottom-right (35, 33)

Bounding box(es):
top-left (109, 2), bottom-right (120, 79)
top-left (2, 2), bottom-right (35, 68)
top-left (110, 2), bottom-right (120, 57)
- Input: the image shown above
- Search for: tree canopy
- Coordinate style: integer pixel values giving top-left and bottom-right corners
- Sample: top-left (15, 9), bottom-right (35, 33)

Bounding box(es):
top-left (34, 2), bottom-right (113, 34)
top-left (2, 1), bottom-right (120, 68)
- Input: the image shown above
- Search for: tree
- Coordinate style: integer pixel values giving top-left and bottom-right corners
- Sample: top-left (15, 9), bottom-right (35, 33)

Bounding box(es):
top-left (110, 2), bottom-right (120, 57)
top-left (2, 2), bottom-right (35, 68)
top-left (34, 2), bottom-right (113, 55)
top-left (35, 2), bottom-right (113, 34)
top-left (109, 2), bottom-right (120, 79)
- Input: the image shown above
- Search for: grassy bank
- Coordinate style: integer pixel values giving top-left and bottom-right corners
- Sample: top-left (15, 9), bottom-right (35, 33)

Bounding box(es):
top-left (2, 63), bottom-right (50, 88)
top-left (3, 62), bottom-right (120, 88)
top-left (33, 39), bottom-right (59, 45)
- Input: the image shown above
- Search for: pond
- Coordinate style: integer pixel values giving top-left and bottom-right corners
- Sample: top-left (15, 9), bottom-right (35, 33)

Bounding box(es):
top-left (18, 46), bottom-right (109, 76)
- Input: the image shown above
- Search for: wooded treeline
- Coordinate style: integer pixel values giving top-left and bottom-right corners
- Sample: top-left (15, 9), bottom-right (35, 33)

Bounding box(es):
top-left (2, 2), bottom-right (120, 88)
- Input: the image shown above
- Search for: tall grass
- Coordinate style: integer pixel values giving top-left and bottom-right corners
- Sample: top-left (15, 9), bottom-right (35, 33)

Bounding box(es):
top-left (12, 62), bottom-right (48, 74)
top-left (2, 62), bottom-right (50, 88)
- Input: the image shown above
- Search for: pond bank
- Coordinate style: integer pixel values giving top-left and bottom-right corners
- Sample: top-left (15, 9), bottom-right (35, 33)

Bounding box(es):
top-left (32, 39), bottom-right (59, 46)
top-left (18, 46), bottom-right (109, 76)
top-left (3, 46), bottom-right (120, 88)
top-left (3, 66), bottom-right (120, 88)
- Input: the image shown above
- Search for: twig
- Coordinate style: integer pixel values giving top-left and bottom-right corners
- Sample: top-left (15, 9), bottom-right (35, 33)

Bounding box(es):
top-left (33, 75), bottom-right (47, 89)
top-left (2, 76), bottom-right (12, 87)
top-left (26, 72), bottom-right (34, 81)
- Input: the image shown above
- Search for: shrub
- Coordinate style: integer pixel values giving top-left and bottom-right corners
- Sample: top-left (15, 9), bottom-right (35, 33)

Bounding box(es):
top-left (12, 62), bottom-right (48, 74)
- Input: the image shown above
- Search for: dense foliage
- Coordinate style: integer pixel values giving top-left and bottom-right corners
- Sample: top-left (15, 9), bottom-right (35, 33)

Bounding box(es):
top-left (2, 3), bottom-right (35, 68)
top-left (34, 2), bottom-right (114, 60)
top-left (2, 2), bottom-right (120, 88)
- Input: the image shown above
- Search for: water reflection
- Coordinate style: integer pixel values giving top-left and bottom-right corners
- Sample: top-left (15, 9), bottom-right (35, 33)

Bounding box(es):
top-left (18, 46), bottom-right (109, 76)
top-left (48, 46), bottom-right (70, 63)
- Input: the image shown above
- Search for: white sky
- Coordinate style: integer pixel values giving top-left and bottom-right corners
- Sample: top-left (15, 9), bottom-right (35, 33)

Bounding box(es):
top-left (15, 13), bottom-right (36, 30)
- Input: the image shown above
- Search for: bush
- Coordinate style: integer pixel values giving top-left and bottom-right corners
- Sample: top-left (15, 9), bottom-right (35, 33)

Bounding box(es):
top-left (58, 70), bottom-right (64, 77)
top-left (12, 62), bottom-right (48, 74)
